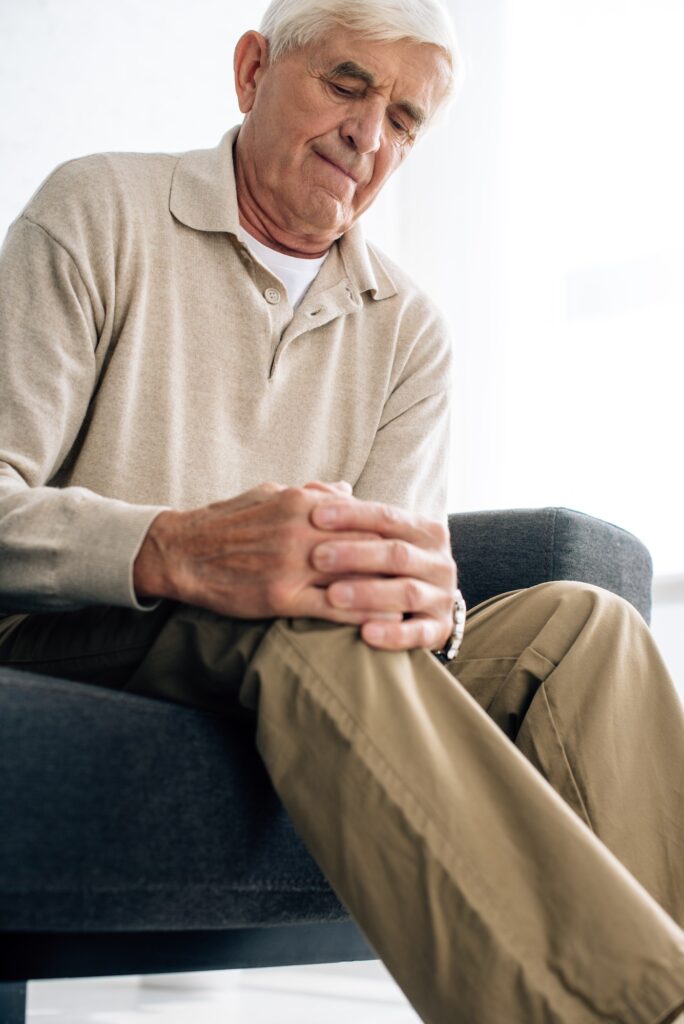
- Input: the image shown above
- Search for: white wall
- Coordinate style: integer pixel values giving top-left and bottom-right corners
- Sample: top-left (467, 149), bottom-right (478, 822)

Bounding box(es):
top-left (651, 597), bottom-right (684, 701)
top-left (391, 1), bottom-right (684, 583)
top-left (497, 0), bottom-right (684, 580)
top-left (0, 0), bottom-right (260, 228)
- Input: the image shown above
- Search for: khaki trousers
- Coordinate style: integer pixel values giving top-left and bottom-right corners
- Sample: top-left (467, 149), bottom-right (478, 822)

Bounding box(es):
top-left (1, 580), bottom-right (684, 1024)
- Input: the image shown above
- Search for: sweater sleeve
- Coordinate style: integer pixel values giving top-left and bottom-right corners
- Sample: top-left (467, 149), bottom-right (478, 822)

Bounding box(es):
top-left (0, 215), bottom-right (166, 613)
top-left (353, 304), bottom-right (453, 524)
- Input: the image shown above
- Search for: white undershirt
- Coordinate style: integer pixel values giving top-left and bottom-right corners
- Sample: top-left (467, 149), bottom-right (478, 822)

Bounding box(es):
top-left (237, 226), bottom-right (328, 309)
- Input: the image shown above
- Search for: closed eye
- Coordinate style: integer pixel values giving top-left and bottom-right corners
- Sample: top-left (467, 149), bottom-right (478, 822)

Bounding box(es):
top-left (330, 83), bottom-right (359, 98)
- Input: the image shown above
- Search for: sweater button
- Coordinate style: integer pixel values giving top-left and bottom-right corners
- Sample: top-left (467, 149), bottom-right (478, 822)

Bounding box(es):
top-left (264, 287), bottom-right (281, 304)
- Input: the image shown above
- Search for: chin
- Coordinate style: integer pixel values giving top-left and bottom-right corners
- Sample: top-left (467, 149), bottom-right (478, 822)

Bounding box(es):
top-left (297, 190), bottom-right (351, 235)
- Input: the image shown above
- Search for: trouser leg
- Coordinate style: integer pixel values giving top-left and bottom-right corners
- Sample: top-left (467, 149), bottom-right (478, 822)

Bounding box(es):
top-left (0, 603), bottom-right (176, 686)
top-left (121, 583), bottom-right (684, 1024)
top-left (448, 580), bottom-right (684, 927)
top-left (0, 601), bottom-right (268, 723)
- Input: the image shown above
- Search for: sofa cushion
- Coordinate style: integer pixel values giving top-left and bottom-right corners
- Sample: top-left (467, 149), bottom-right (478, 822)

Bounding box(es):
top-left (0, 667), bottom-right (346, 931)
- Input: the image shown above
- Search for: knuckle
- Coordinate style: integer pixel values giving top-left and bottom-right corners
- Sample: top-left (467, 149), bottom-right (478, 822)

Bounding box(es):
top-left (286, 485), bottom-right (307, 503)
top-left (432, 520), bottom-right (450, 547)
top-left (414, 619), bottom-right (431, 648)
top-left (280, 486), bottom-right (309, 515)
top-left (381, 502), bottom-right (400, 527)
top-left (404, 578), bottom-right (423, 612)
top-left (390, 538), bottom-right (410, 570)
top-left (432, 549), bottom-right (456, 588)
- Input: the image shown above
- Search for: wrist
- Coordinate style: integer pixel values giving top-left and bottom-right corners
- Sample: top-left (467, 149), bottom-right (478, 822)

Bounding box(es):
top-left (133, 509), bottom-right (182, 601)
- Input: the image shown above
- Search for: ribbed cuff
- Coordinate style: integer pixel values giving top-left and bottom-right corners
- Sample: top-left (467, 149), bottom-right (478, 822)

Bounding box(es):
top-left (55, 489), bottom-right (169, 609)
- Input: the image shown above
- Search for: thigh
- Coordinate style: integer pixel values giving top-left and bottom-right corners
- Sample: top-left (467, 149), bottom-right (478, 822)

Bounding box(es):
top-left (120, 602), bottom-right (273, 719)
top-left (0, 602), bottom-right (176, 687)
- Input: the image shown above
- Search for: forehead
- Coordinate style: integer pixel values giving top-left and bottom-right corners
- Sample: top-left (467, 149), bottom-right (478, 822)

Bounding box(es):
top-left (304, 26), bottom-right (451, 116)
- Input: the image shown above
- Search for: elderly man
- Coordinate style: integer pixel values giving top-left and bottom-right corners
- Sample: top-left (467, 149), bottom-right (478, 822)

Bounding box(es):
top-left (1, 1), bottom-right (683, 1021)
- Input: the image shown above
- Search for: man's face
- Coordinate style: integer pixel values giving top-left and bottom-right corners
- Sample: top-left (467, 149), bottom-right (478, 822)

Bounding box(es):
top-left (235, 26), bottom-right (451, 245)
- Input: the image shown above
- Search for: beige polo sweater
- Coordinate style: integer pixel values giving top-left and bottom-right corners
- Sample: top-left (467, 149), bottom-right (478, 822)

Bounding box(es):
top-left (0, 127), bottom-right (452, 613)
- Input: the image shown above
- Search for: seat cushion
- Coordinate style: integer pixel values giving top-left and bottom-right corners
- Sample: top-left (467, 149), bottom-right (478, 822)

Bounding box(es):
top-left (0, 667), bottom-right (348, 931)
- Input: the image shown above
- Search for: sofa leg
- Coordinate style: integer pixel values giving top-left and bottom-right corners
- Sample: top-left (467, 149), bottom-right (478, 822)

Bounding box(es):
top-left (0, 981), bottom-right (27, 1023)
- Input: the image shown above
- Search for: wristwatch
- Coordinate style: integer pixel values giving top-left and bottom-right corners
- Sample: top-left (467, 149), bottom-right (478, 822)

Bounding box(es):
top-left (432, 588), bottom-right (467, 664)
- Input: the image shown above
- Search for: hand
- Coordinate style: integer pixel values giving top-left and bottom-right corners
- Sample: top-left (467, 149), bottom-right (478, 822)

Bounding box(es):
top-left (310, 498), bottom-right (457, 652)
top-left (133, 481), bottom-right (403, 626)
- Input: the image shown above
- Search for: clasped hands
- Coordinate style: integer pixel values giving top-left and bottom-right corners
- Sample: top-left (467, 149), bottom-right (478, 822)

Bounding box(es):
top-left (134, 480), bottom-right (457, 652)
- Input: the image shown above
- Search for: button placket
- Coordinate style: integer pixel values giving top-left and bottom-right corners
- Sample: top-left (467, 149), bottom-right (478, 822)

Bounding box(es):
top-left (266, 280), bottom-right (359, 381)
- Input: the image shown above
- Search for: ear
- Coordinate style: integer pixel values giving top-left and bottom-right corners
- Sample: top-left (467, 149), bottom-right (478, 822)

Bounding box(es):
top-left (233, 31), bottom-right (270, 114)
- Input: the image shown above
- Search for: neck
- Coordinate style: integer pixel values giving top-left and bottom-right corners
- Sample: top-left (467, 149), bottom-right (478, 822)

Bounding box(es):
top-left (233, 135), bottom-right (334, 260)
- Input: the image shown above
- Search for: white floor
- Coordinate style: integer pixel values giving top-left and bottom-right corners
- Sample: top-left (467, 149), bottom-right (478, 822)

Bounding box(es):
top-left (27, 961), bottom-right (422, 1023)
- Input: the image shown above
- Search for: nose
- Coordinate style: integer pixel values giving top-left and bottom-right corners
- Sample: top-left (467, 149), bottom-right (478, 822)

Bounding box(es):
top-left (340, 99), bottom-right (384, 155)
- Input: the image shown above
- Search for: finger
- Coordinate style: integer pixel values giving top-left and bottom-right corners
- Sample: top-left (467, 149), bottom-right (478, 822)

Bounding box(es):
top-left (296, 587), bottom-right (403, 625)
top-left (326, 576), bottom-right (446, 616)
top-left (307, 532), bottom-right (390, 586)
top-left (206, 482), bottom-right (287, 516)
top-left (304, 480), bottom-right (353, 496)
top-left (309, 569), bottom-right (392, 588)
top-left (312, 538), bottom-right (446, 585)
top-left (360, 614), bottom-right (446, 652)
top-left (311, 498), bottom-right (443, 549)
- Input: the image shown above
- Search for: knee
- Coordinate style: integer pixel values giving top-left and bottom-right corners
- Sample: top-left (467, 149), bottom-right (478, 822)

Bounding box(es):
top-left (532, 579), bottom-right (644, 630)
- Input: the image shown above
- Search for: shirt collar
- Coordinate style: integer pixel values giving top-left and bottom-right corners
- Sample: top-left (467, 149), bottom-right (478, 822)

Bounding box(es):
top-left (169, 126), bottom-right (241, 235)
top-left (169, 126), bottom-right (396, 302)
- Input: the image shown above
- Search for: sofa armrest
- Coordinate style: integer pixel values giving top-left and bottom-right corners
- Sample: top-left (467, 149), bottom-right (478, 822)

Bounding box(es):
top-left (448, 507), bottom-right (653, 623)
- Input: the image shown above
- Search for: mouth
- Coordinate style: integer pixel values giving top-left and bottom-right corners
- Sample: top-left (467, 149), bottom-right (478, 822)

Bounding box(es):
top-left (313, 150), bottom-right (359, 185)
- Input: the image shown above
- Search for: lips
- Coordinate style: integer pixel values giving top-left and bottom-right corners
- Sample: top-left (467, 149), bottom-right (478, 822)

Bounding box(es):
top-left (313, 150), bottom-right (359, 184)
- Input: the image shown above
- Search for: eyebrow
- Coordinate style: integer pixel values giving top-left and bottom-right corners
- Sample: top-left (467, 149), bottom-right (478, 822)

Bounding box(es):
top-left (327, 60), bottom-right (427, 129)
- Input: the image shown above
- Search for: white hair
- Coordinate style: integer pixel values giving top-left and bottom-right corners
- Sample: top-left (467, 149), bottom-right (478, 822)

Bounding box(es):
top-left (258, 0), bottom-right (463, 104)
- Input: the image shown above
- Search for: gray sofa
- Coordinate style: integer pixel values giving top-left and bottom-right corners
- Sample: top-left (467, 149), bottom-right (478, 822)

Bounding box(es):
top-left (0, 507), bottom-right (653, 1023)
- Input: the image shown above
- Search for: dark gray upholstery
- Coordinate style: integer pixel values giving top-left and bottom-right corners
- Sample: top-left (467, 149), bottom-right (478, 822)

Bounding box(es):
top-left (0, 667), bottom-right (342, 934)
top-left (450, 507), bottom-right (652, 623)
top-left (0, 507), bottom-right (653, 1021)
